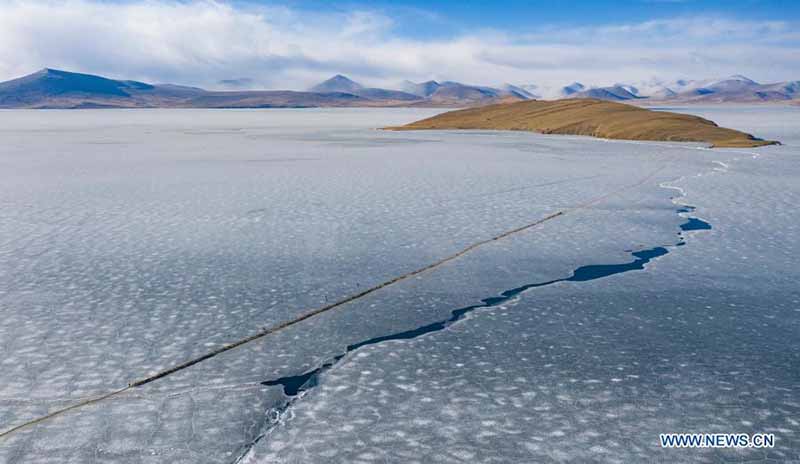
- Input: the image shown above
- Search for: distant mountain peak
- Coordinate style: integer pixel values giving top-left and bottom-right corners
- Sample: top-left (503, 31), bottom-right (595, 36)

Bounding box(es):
top-left (614, 83), bottom-right (639, 96)
top-left (501, 83), bottom-right (537, 99)
top-left (33, 68), bottom-right (69, 78)
top-left (728, 74), bottom-right (756, 83)
top-left (571, 85), bottom-right (640, 101)
top-left (400, 80), bottom-right (441, 97)
top-left (310, 74), bottom-right (363, 93)
top-left (561, 82), bottom-right (585, 96)
top-left (38, 68), bottom-right (93, 78)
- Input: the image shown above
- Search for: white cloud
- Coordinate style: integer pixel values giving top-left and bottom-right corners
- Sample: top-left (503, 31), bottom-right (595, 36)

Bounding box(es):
top-left (0, 0), bottom-right (797, 90)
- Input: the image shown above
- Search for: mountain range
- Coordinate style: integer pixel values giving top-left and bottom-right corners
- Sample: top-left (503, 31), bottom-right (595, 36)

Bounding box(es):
top-left (0, 68), bottom-right (797, 109)
top-left (0, 69), bottom-right (523, 109)
top-left (565, 75), bottom-right (800, 103)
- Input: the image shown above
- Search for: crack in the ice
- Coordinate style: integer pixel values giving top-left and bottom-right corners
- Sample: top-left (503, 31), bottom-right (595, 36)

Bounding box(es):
top-left (236, 200), bottom-right (712, 462)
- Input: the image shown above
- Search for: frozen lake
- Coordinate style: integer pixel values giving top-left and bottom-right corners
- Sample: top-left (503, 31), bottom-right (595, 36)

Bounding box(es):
top-left (0, 107), bottom-right (798, 463)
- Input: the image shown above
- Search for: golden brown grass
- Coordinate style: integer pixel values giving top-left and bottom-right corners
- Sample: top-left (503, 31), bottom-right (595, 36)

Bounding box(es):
top-left (386, 99), bottom-right (778, 148)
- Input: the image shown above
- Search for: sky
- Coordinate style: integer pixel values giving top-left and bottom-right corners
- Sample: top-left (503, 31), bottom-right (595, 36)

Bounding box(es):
top-left (0, 0), bottom-right (798, 92)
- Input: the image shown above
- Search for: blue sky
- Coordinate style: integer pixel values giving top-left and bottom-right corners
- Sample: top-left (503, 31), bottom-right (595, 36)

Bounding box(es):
top-left (265, 0), bottom-right (797, 37)
top-left (0, 0), bottom-right (797, 91)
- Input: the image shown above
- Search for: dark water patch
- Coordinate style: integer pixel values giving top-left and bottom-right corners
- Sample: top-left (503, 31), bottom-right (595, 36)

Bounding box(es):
top-left (676, 205), bottom-right (711, 233)
top-left (681, 217), bottom-right (712, 231)
top-left (263, 357), bottom-right (340, 397)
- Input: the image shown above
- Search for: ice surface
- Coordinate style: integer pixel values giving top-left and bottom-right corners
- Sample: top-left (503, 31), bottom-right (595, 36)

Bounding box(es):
top-left (0, 107), bottom-right (797, 463)
top-left (241, 107), bottom-right (800, 464)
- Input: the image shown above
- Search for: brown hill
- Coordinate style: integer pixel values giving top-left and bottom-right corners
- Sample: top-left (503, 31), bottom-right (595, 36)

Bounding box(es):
top-left (386, 99), bottom-right (777, 148)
